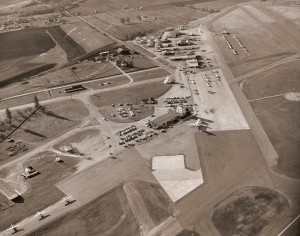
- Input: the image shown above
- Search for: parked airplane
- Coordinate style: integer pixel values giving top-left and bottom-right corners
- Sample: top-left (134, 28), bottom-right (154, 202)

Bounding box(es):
top-left (6, 224), bottom-right (19, 233)
top-left (35, 211), bottom-right (46, 220)
top-left (61, 196), bottom-right (72, 205)
top-left (187, 119), bottom-right (209, 129)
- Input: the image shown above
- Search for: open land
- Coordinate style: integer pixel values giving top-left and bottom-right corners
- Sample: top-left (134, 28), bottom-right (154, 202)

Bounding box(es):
top-left (130, 68), bottom-right (171, 82)
top-left (241, 60), bottom-right (300, 178)
top-left (61, 20), bottom-right (114, 52)
top-left (210, 5), bottom-right (297, 76)
top-left (0, 28), bottom-right (55, 61)
top-left (91, 80), bottom-right (172, 107)
top-left (212, 186), bottom-right (289, 236)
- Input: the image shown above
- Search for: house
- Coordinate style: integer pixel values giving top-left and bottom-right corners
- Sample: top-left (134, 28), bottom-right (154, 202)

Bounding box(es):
top-left (0, 179), bottom-right (19, 200)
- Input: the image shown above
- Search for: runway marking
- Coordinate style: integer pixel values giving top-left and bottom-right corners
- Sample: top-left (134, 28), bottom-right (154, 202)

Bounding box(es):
top-left (277, 214), bottom-right (300, 236)
top-left (248, 93), bottom-right (284, 102)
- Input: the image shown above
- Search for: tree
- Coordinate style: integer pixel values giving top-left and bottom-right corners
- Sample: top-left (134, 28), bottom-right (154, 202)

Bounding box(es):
top-left (120, 18), bottom-right (125, 24)
top-left (34, 95), bottom-right (40, 110)
top-left (5, 108), bottom-right (12, 123)
top-left (125, 16), bottom-right (130, 24)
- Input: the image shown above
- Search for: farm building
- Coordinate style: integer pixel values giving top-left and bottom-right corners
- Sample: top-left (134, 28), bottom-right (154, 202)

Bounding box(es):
top-left (0, 180), bottom-right (19, 200)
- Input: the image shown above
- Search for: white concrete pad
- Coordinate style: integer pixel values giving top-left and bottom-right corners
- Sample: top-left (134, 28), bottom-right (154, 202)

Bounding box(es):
top-left (152, 155), bottom-right (204, 202)
top-left (152, 155), bottom-right (185, 170)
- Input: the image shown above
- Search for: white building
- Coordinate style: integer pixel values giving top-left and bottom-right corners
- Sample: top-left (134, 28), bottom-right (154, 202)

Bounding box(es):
top-left (186, 59), bottom-right (199, 68)
top-left (176, 106), bottom-right (186, 116)
top-left (164, 75), bottom-right (175, 84)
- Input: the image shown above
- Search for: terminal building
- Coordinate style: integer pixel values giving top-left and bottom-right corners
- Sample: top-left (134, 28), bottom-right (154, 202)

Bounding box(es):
top-left (150, 110), bottom-right (180, 129)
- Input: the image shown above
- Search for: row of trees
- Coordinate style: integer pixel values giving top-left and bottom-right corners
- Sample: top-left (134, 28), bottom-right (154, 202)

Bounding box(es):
top-left (5, 95), bottom-right (41, 125)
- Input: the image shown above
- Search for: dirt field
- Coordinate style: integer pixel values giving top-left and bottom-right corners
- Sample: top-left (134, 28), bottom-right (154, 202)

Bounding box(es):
top-left (130, 68), bottom-right (171, 82)
top-left (212, 186), bottom-right (289, 236)
top-left (47, 26), bottom-right (87, 61)
top-left (61, 20), bottom-right (114, 52)
top-left (0, 152), bottom-right (79, 232)
top-left (91, 80), bottom-right (172, 106)
top-left (0, 28), bottom-right (55, 61)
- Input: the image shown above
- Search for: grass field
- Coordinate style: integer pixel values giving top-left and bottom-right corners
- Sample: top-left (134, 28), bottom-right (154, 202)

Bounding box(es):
top-left (91, 80), bottom-right (172, 106)
top-left (251, 97), bottom-right (300, 179)
top-left (12, 100), bottom-right (88, 142)
top-left (0, 91), bottom-right (51, 110)
top-left (0, 152), bottom-right (79, 232)
top-left (130, 68), bottom-right (170, 82)
top-left (134, 181), bottom-right (173, 225)
top-left (212, 186), bottom-right (289, 236)
top-left (0, 28), bottom-right (55, 61)
top-left (28, 186), bottom-right (139, 236)
top-left (242, 61), bottom-right (300, 100)
top-left (47, 26), bottom-right (87, 61)
top-left (242, 61), bottom-right (300, 178)
top-left (0, 63), bottom-right (56, 88)
top-left (61, 20), bottom-right (114, 52)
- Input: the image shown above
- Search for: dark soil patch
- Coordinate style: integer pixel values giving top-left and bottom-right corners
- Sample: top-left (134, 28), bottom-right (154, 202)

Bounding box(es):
top-left (0, 28), bottom-right (55, 61)
top-left (47, 26), bottom-right (87, 61)
top-left (212, 186), bottom-right (289, 236)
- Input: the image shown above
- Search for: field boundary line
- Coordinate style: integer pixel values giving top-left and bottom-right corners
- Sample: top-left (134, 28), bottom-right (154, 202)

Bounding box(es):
top-left (277, 214), bottom-right (300, 236)
top-left (248, 94), bottom-right (284, 102)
